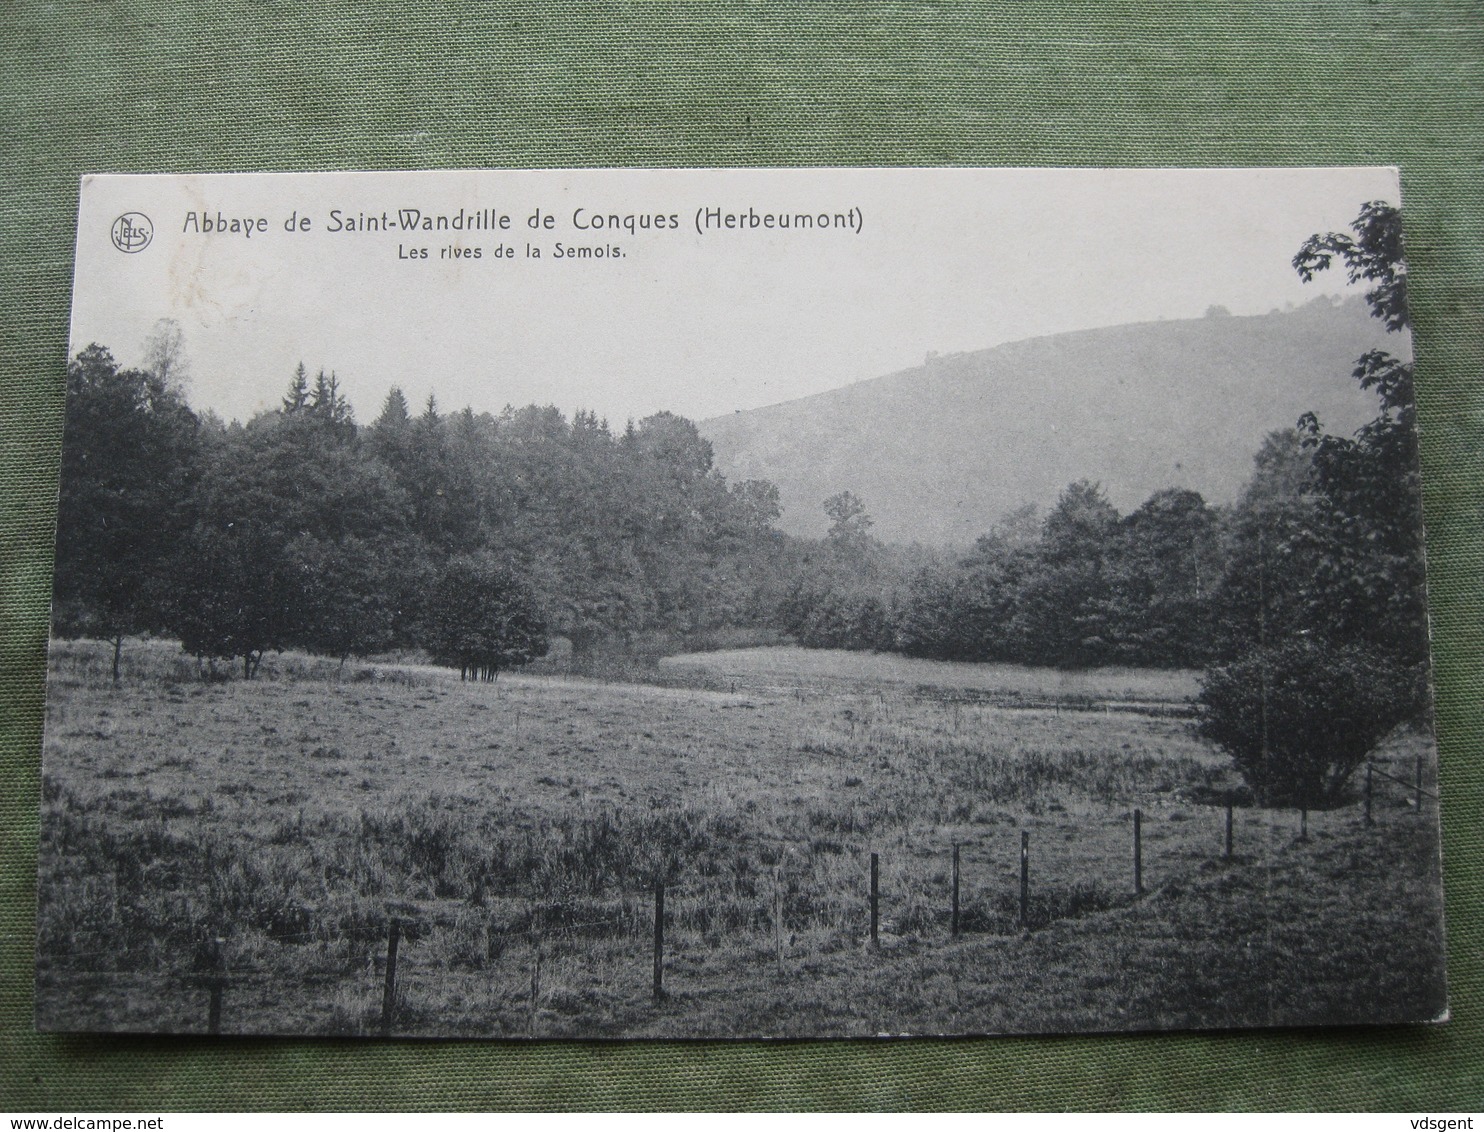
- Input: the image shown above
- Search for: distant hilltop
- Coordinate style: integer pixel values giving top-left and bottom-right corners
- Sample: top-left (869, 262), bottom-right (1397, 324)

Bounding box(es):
top-left (700, 296), bottom-right (1398, 546)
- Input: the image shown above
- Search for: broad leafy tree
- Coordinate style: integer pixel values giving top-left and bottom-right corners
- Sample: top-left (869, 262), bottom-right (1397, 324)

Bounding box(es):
top-left (1107, 488), bottom-right (1220, 666)
top-left (1012, 481), bottom-right (1120, 667)
top-left (823, 491), bottom-right (873, 548)
top-left (53, 344), bottom-right (199, 681)
top-left (1293, 201), bottom-right (1427, 666)
top-left (282, 534), bottom-right (428, 666)
top-left (1200, 639), bottom-right (1420, 807)
top-left (421, 552), bottom-right (549, 679)
top-left (169, 523), bottom-right (292, 678)
top-left (1201, 201), bottom-right (1429, 805)
top-left (164, 367), bottom-right (411, 676)
top-left (1208, 430), bottom-right (1326, 658)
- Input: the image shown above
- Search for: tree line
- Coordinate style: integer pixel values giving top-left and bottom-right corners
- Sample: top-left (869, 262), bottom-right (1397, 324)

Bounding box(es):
top-left (781, 413), bottom-right (1422, 678)
top-left (53, 354), bottom-right (793, 682)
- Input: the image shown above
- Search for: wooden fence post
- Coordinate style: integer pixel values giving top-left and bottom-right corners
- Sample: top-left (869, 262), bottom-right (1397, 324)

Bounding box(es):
top-left (951, 843), bottom-right (961, 939)
top-left (1224, 803), bottom-right (1234, 861)
top-left (528, 934), bottom-right (542, 1038)
top-left (206, 936), bottom-right (225, 1035)
top-left (870, 852), bottom-right (879, 948)
top-left (652, 878), bottom-right (665, 1000)
top-left (1133, 809), bottom-right (1143, 896)
top-left (1300, 807), bottom-right (1308, 841)
top-left (1365, 763), bottom-right (1374, 826)
top-left (1019, 832), bottom-right (1029, 930)
top-left (380, 917), bottom-right (400, 1037)
top-left (774, 866), bottom-right (785, 974)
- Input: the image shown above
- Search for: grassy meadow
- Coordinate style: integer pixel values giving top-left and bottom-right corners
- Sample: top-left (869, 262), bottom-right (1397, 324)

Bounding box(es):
top-left (662, 645), bottom-right (1202, 705)
top-left (35, 638), bottom-right (1446, 1037)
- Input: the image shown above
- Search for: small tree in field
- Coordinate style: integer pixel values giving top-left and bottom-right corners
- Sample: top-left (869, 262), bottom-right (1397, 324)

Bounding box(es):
top-left (167, 524), bottom-right (291, 679)
top-left (1198, 640), bottom-right (1419, 808)
top-left (422, 553), bottom-right (549, 680)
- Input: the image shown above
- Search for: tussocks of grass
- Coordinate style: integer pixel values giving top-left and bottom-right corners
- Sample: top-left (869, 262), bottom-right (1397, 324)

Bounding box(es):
top-left (663, 645), bottom-right (1201, 704)
top-left (36, 637), bottom-right (1443, 1036)
top-left (48, 637), bottom-right (436, 691)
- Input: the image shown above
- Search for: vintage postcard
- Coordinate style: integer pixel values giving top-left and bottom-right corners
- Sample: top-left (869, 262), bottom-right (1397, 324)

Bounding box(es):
top-left (38, 168), bottom-right (1446, 1036)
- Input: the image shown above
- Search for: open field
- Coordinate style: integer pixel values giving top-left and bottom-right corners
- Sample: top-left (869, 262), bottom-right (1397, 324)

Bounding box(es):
top-left (35, 638), bottom-right (1446, 1037)
top-left (662, 646), bottom-right (1202, 706)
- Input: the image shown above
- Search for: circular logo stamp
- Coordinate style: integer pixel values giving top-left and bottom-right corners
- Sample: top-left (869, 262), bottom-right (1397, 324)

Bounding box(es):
top-left (111, 212), bottom-right (154, 253)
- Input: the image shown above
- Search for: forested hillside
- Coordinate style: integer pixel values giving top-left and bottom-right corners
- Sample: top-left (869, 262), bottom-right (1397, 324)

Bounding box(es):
top-left (702, 296), bottom-right (1393, 544)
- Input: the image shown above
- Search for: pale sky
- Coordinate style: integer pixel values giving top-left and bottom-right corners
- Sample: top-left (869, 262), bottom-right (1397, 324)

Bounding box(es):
top-left (70, 167), bottom-right (1398, 427)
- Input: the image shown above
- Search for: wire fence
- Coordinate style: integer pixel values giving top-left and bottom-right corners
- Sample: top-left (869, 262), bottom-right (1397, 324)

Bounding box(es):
top-left (35, 754), bottom-right (1435, 1036)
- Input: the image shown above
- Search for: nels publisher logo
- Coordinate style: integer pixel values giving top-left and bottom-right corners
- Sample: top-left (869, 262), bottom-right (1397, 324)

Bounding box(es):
top-left (110, 212), bottom-right (153, 253)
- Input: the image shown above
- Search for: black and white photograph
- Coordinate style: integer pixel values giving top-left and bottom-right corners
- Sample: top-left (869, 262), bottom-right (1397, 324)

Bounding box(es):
top-left (36, 167), bottom-right (1447, 1038)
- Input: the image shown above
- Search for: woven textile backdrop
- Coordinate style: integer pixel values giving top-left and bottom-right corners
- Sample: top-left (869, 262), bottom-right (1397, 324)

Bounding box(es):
top-left (3, 0), bottom-right (1482, 1110)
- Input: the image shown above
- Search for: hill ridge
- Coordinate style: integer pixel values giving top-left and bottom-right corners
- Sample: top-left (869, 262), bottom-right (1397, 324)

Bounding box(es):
top-left (699, 297), bottom-right (1396, 546)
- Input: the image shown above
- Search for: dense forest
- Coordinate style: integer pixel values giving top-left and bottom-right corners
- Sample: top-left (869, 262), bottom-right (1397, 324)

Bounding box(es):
top-left (52, 352), bottom-right (801, 680)
top-left (51, 347), bottom-right (1366, 677)
top-left (54, 203), bottom-right (1430, 806)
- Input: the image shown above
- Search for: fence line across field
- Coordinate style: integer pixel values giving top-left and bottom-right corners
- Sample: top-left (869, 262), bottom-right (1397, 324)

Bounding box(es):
top-left (1369, 758), bottom-right (1437, 799)
top-left (58, 778), bottom-right (1426, 1037)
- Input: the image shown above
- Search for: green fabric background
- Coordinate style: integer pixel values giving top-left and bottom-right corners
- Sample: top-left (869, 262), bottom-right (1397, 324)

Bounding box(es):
top-left (3, 0), bottom-right (1482, 1111)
